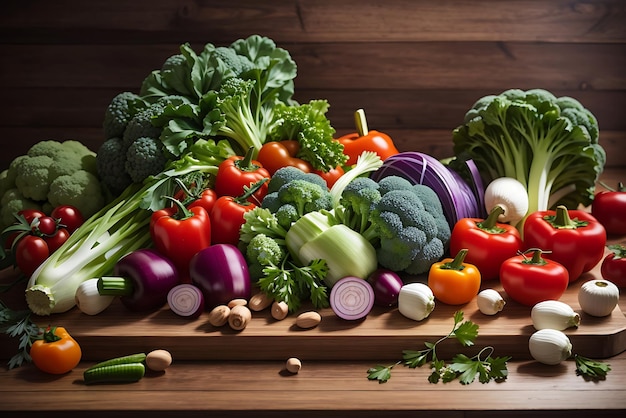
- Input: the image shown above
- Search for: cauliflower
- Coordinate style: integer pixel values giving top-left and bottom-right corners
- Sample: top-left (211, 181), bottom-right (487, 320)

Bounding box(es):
top-left (0, 188), bottom-right (42, 229)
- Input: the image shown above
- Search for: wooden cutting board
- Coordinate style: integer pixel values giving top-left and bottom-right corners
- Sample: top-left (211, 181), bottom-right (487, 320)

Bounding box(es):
top-left (1, 255), bottom-right (624, 363)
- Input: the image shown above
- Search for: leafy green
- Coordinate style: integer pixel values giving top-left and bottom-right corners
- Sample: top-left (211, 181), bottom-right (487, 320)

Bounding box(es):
top-left (574, 354), bottom-right (611, 380)
top-left (452, 88), bottom-right (606, 217)
top-left (368, 311), bottom-right (511, 385)
top-left (0, 301), bottom-right (40, 369)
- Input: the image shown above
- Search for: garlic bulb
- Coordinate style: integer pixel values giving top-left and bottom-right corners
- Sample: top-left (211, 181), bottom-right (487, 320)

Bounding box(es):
top-left (476, 289), bottom-right (506, 315)
top-left (398, 283), bottom-right (435, 321)
top-left (578, 279), bottom-right (619, 317)
top-left (75, 278), bottom-right (115, 315)
top-left (484, 177), bottom-right (529, 226)
top-left (531, 300), bottom-right (580, 330)
top-left (529, 329), bottom-right (572, 365)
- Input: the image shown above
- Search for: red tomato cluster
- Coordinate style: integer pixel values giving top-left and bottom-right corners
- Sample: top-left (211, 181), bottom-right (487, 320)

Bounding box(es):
top-left (5, 206), bottom-right (84, 276)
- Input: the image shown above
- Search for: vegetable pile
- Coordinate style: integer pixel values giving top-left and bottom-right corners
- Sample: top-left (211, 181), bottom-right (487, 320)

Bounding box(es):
top-left (0, 35), bottom-right (619, 387)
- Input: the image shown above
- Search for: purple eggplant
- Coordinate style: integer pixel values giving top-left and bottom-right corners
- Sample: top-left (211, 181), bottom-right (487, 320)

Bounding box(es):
top-left (97, 248), bottom-right (180, 312)
top-left (190, 243), bottom-right (251, 309)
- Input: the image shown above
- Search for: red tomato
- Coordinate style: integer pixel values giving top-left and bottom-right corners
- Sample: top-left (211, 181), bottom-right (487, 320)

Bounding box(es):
top-left (18, 209), bottom-right (46, 225)
top-left (188, 189), bottom-right (218, 214)
top-left (313, 165), bottom-right (345, 189)
top-left (15, 235), bottom-right (49, 277)
top-left (44, 228), bottom-right (70, 253)
top-left (500, 250), bottom-right (569, 306)
top-left (592, 185), bottom-right (626, 236)
top-left (600, 244), bottom-right (626, 288)
top-left (35, 216), bottom-right (58, 236)
top-left (51, 205), bottom-right (84, 234)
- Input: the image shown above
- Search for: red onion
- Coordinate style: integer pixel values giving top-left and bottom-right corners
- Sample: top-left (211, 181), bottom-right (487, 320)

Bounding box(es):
top-left (330, 276), bottom-right (375, 321)
top-left (167, 284), bottom-right (205, 318)
top-left (371, 152), bottom-right (485, 228)
top-left (367, 269), bottom-right (403, 307)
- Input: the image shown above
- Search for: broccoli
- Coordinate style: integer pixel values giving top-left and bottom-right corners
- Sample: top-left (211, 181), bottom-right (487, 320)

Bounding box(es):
top-left (213, 46), bottom-right (255, 76)
top-left (103, 91), bottom-right (141, 139)
top-left (336, 174), bottom-right (450, 275)
top-left (267, 166), bottom-right (329, 193)
top-left (96, 137), bottom-right (133, 196)
top-left (262, 178), bottom-right (332, 230)
top-left (125, 137), bottom-right (169, 183)
top-left (245, 233), bottom-right (286, 280)
top-left (453, 88), bottom-right (606, 215)
top-left (122, 101), bottom-right (165, 147)
top-left (48, 171), bottom-right (105, 218)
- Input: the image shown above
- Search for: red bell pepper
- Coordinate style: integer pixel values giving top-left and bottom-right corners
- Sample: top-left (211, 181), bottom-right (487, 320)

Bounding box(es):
top-left (592, 182), bottom-right (626, 236)
top-left (210, 179), bottom-right (267, 246)
top-left (523, 205), bottom-right (606, 282)
top-left (150, 198), bottom-right (212, 283)
top-left (214, 147), bottom-right (270, 205)
top-left (601, 244), bottom-right (626, 288)
top-left (336, 109), bottom-right (399, 166)
top-left (449, 206), bottom-right (524, 281)
top-left (500, 248), bottom-right (569, 306)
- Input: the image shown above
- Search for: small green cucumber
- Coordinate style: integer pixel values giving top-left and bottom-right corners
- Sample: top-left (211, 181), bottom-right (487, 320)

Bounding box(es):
top-left (85, 353), bottom-right (147, 372)
top-left (83, 363), bottom-right (146, 385)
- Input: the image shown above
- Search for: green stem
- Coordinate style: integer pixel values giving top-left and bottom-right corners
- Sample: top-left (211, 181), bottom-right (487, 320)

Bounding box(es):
top-left (521, 248), bottom-right (548, 266)
top-left (544, 205), bottom-right (588, 229)
top-left (476, 206), bottom-right (506, 232)
top-left (234, 147), bottom-right (258, 171)
top-left (97, 277), bottom-right (134, 297)
top-left (441, 249), bottom-right (469, 271)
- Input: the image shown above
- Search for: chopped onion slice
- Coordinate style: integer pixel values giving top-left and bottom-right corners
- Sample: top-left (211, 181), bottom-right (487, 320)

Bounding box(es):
top-left (330, 276), bottom-right (375, 321)
top-left (167, 284), bottom-right (205, 318)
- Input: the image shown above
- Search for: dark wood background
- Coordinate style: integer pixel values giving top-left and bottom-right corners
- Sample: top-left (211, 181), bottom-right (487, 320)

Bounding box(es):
top-left (1, 0), bottom-right (624, 171)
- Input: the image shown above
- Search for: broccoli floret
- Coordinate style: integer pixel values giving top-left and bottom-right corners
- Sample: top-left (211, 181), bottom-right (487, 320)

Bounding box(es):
top-left (122, 101), bottom-right (165, 147)
top-left (267, 166), bottom-right (328, 193)
top-left (377, 175), bottom-right (414, 195)
top-left (0, 188), bottom-right (42, 230)
top-left (96, 137), bottom-right (133, 196)
top-left (125, 137), bottom-right (169, 183)
top-left (412, 184), bottom-right (451, 244)
top-left (14, 155), bottom-right (54, 201)
top-left (213, 46), bottom-right (255, 76)
top-left (48, 171), bottom-right (105, 218)
top-left (103, 92), bottom-right (141, 139)
top-left (245, 233), bottom-right (286, 280)
top-left (339, 177), bottom-right (381, 234)
top-left (405, 238), bottom-right (445, 276)
top-left (161, 54), bottom-right (186, 73)
top-left (262, 177), bottom-right (332, 230)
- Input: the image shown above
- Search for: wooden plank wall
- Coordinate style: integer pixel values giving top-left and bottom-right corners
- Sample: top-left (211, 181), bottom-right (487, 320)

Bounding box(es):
top-left (1, 0), bottom-right (625, 171)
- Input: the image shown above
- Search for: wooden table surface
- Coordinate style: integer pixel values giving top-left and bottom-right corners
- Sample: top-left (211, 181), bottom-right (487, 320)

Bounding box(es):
top-left (1, 168), bottom-right (625, 417)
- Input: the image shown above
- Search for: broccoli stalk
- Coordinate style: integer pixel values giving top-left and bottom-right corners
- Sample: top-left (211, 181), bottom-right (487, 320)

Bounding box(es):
top-left (24, 139), bottom-right (229, 316)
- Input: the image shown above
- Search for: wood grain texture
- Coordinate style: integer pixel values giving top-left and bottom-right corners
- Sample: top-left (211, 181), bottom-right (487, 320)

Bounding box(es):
top-left (0, 0), bottom-right (624, 170)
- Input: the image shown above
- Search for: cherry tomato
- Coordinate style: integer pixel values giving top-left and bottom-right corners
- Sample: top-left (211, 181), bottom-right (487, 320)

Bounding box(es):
top-left (17, 209), bottom-right (46, 225)
top-left (600, 244), bottom-right (626, 288)
top-left (51, 205), bottom-right (84, 234)
top-left (15, 235), bottom-right (49, 277)
top-left (30, 326), bottom-right (82, 374)
top-left (44, 228), bottom-right (70, 253)
top-left (592, 184), bottom-right (626, 236)
top-left (35, 216), bottom-right (58, 236)
top-left (188, 188), bottom-right (218, 214)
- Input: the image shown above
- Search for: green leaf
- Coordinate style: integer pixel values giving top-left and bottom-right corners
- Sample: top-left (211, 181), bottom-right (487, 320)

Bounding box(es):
top-left (452, 320), bottom-right (479, 346)
top-left (367, 365), bottom-right (393, 383)
top-left (574, 355), bottom-right (611, 380)
top-left (487, 356), bottom-right (511, 381)
top-left (402, 349), bottom-right (430, 368)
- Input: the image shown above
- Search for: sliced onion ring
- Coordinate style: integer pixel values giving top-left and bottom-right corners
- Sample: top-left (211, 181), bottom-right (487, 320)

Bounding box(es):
top-left (330, 276), bottom-right (375, 321)
top-left (167, 284), bottom-right (205, 318)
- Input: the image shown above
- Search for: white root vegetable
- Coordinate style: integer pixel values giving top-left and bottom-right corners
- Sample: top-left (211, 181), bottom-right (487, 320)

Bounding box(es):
top-left (531, 300), bottom-right (580, 331)
top-left (529, 329), bottom-right (572, 365)
top-left (74, 278), bottom-right (115, 315)
top-left (484, 177), bottom-right (529, 226)
top-left (578, 279), bottom-right (619, 317)
top-left (398, 283), bottom-right (435, 321)
top-left (476, 289), bottom-right (506, 315)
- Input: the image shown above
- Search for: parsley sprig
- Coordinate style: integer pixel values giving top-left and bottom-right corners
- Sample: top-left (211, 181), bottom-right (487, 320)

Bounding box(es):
top-left (367, 311), bottom-right (511, 384)
top-left (0, 300), bottom-right (40, 369)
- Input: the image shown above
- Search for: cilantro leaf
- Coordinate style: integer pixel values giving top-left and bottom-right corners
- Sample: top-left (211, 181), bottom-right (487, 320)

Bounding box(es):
top-left (452, 320), bottom-right (479, 347)
top-left (367, 363), bottom-right (398, 383)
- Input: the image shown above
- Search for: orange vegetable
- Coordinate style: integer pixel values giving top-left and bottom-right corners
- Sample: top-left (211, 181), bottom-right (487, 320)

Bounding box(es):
top-left (30, 326), bottom-right (82, 374)
top-left (336, 109), bottom-right (399, 166)
top-left (427, 249), bottom-right (481, 305)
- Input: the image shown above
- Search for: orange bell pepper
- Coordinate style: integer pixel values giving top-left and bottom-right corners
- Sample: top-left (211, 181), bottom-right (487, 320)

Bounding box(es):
top-left (427, 249), bottom-right (481, 305)
top-left (30, 326), bottom-right (82, 374)
top-left (337, 109), bottom-right (400, 166)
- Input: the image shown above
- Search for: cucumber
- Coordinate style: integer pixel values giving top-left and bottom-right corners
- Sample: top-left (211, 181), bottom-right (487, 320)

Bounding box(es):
top-left (83, 363), bottom-right (145, 385)
top-left (84, 353), bottom-right (147, 372)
